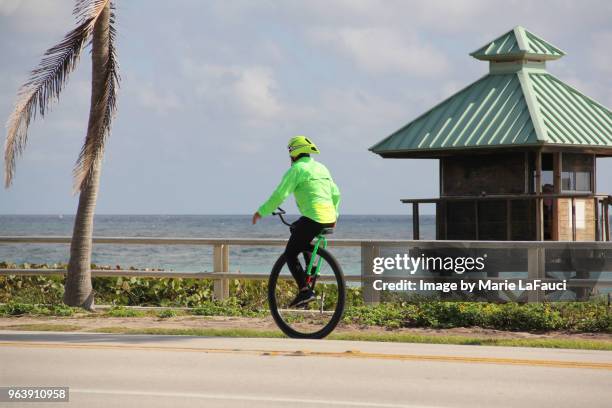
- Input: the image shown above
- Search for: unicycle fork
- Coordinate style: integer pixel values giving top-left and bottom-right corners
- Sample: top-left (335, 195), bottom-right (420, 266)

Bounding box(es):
top-left (304, 234), bottom-right (327, 289)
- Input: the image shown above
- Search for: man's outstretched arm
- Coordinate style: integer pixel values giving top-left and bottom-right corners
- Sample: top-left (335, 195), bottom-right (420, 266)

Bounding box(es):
top-left (253, 167), bottom-right (297, 224)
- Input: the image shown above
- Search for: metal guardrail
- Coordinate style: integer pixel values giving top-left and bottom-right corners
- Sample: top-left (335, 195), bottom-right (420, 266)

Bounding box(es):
top-left (1, 236), bottom-right (612, 302)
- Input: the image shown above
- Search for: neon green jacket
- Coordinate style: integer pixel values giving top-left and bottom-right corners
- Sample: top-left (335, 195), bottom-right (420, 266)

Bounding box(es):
top-left (258, 157), bottom-right (340, 224)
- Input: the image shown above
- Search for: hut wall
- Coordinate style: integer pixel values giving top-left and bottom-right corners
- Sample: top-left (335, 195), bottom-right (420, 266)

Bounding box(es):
top-left (442, 153), bottom-right (525, 196)
top-left (477, 200), bottom-right (507, 240)
top-left (445, 201), bottom-right (476, 239)
top-left (510, 200), bottom-right (537, 240)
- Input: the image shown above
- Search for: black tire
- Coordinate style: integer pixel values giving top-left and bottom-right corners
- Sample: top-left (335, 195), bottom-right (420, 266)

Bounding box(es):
top-left (267, 246), bottom-right (345, 339)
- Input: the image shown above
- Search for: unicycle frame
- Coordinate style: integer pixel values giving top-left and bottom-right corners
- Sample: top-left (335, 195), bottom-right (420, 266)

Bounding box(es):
top-left (306, 234), bottom-right (327, 283)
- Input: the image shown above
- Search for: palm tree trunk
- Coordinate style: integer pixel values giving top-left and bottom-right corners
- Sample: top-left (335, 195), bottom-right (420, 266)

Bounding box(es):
top-left (63, 2), bottom-right (111, 310)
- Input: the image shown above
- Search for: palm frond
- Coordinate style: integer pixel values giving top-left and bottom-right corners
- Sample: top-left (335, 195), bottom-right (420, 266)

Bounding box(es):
top-left (4, 0), bottom-right (112, 188)
top-left (72, 1), bottom-right (119, 192)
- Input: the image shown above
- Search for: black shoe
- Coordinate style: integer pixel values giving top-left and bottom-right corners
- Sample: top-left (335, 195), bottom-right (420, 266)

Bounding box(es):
top-left (288, 289), bottom-right (316, 308)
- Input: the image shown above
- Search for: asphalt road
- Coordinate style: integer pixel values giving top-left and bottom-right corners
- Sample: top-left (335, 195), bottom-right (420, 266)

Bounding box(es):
top-left (0, 331), bottom-right (611, 408)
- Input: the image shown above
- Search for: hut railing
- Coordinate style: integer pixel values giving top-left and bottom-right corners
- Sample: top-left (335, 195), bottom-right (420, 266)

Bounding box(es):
top-left (402, 193), bottom-right (611, 241)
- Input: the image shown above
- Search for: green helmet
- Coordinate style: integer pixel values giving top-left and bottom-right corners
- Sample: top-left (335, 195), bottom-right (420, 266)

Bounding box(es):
top-left (287, 136), bottom-right (320, 158)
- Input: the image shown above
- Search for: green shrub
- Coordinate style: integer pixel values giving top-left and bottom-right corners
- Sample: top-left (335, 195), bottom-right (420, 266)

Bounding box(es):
top-left (48, 305), bottom-right (74, 317)
top-left (157, 309), bottom-right (177, 318)
top-left (1, 263), bottom-right (610, 333)
top-left (106, 306), bottom-right (145, 317)
top-left (484, 303), bottom-right (564, 331)
top-left (192, 298), bottom-right (263, 318)
top-left (342, 301), bottom-right (609, 333)
top-left (0, 302), bottom-right (42, 316)
top-left (0, 274), bottom-right (65, 304)
top-left (92, 276), bottom-right (214, 307)
top-left (343, 303), bottom-right (406, 328)
top-left (0, 301), bottom-right (76, 317)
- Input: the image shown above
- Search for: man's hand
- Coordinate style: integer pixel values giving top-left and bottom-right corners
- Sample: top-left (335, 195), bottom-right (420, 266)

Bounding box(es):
top-left (252, 212), bottom-right (262, 225)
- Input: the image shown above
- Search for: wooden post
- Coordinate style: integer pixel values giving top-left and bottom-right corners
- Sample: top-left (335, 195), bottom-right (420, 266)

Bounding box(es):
top-left (599, 199), bottom-right (606, 241)
top-left (552, 152), bottom-right (561, 241)
top-left (553, 152), bottom-right (561, 193)
top-left (592, 153), bottom-right (596, 193)
top-left (551, 198), bottom-right (558, 241)
top-left (527, 247), bottom-right (544, 302)
top-left (571, 197), bottom-right (576, 241)
top-left (595, 198), bottom-right (600, 241)
top-left (604, 198), bottom-right (610, 241)
top-left (439, 159), bottom-right (444, 196)
top-left (535, 150), bottom-right (542, 192)
top-left (443, 201), bottom-right (448, 240)
top-left (474, 200), bottom-right (479, 240)
top-left (435, 202), bottom-right (441, 240)
top-left (361, 242), bottom-right (380, 305)
top-left (222, 244), bottom-right (230, 298)
top-left (213, 244), bottom-right (230, 300)
top-left (412, 202), bottom-right (420, 240)
top-left (524, 152), bottom-right (529, 193)
top-left (535, 151), bottom-right (543, 241)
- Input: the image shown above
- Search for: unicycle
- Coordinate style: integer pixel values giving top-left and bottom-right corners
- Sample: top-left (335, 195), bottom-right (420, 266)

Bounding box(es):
top-left (267, 208), bottom-right (346, 339)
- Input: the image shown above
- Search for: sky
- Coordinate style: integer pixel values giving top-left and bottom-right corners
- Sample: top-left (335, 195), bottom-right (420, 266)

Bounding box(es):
top-left (0, 0), bottom-right (611, 215)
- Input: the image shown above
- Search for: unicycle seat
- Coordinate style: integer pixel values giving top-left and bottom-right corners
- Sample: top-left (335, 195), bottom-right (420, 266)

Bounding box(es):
top-left (320, 227), bottom-right (334, 235)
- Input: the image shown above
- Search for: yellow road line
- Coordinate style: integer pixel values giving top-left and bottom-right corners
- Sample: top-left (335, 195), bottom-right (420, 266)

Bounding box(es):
top-left (1, 341), bottom-right (611, 370)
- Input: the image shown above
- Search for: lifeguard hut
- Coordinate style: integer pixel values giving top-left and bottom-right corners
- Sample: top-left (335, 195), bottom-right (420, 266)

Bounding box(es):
top-left (370, 26), bottom-right (612, 241)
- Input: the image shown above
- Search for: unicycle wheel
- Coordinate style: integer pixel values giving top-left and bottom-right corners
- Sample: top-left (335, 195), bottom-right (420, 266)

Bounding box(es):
top-left (267, 246), bottom-right (345, 339)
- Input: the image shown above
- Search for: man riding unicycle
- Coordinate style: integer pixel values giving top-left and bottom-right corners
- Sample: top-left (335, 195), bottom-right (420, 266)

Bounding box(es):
top-left (252, 136), bottom-right (341, 308)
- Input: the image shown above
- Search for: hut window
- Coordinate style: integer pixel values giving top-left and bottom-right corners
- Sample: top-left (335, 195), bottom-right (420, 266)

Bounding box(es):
top-left (541, 153), bottom-right (554, 192)
top-left (529, 153), bottom-right (554, 193)
top-left (561, 153), bottom-right (593, 192)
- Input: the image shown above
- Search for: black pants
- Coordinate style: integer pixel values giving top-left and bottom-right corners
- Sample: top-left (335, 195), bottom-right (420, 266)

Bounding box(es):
top-left (285, 216), bottom-right (334, 289)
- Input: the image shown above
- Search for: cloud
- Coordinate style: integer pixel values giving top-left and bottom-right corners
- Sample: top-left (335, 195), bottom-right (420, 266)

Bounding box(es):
top-left (137, 83), bottom-right (181, 114)
top-left (181, 60), bottom-right (282, 121)
top-left (0, 0), bottom-right (72, 33)
top-left (589, 30), bottom-right (612, 76)
top-left (309, 27), bottom-right (450, 76)
top-left (0, 0), bottom-right (20, 16)
top-left (320, 88), bottom-right (405, 127)
top-left (233, 67), bottom-right (282, 118)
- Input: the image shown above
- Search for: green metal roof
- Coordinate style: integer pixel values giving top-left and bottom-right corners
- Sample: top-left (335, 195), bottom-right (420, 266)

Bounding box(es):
top-left (470, 26), bottom-right (565, 61)
top-left (528, 73), bottom-right (612, 146)
top-left (370, 27), bottom-right (612, 158)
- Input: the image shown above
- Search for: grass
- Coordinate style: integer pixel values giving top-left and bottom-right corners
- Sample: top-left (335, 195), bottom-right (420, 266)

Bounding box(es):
top-left (328, 332), bottom-right (612, 351)
top-left (104, 306), bottom-right (147, 318)
top-left (4, 323), bottom-right (82, 332)
top-left (0, 302), bottom-right (76, 317)
top-left (91, 326), bottom-right (285, 339)
top-left (3, 323), bottom-right (609, 351)
top-left (157, 309), bottom-right (178, 318)
top-left (1, 324), bottom-right (596, 351)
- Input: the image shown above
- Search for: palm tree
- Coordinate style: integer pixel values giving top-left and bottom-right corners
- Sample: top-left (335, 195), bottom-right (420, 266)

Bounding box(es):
top-left (4, 0), bottom-right (119, 310)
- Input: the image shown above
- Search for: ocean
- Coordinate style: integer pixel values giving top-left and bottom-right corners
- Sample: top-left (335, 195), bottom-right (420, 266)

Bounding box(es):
top-left (0, 215), bottom-right (436, 276)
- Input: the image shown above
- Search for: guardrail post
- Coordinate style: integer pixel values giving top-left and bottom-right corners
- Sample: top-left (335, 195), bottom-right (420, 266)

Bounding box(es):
top-left (527, 247), bottom-right (544, 302)
top-left (361, 242), bottom-right (380, 305)
top-left (213, 244), bottom-right (230, 300)
top-left (412, 203), bottom-right (420, 240)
